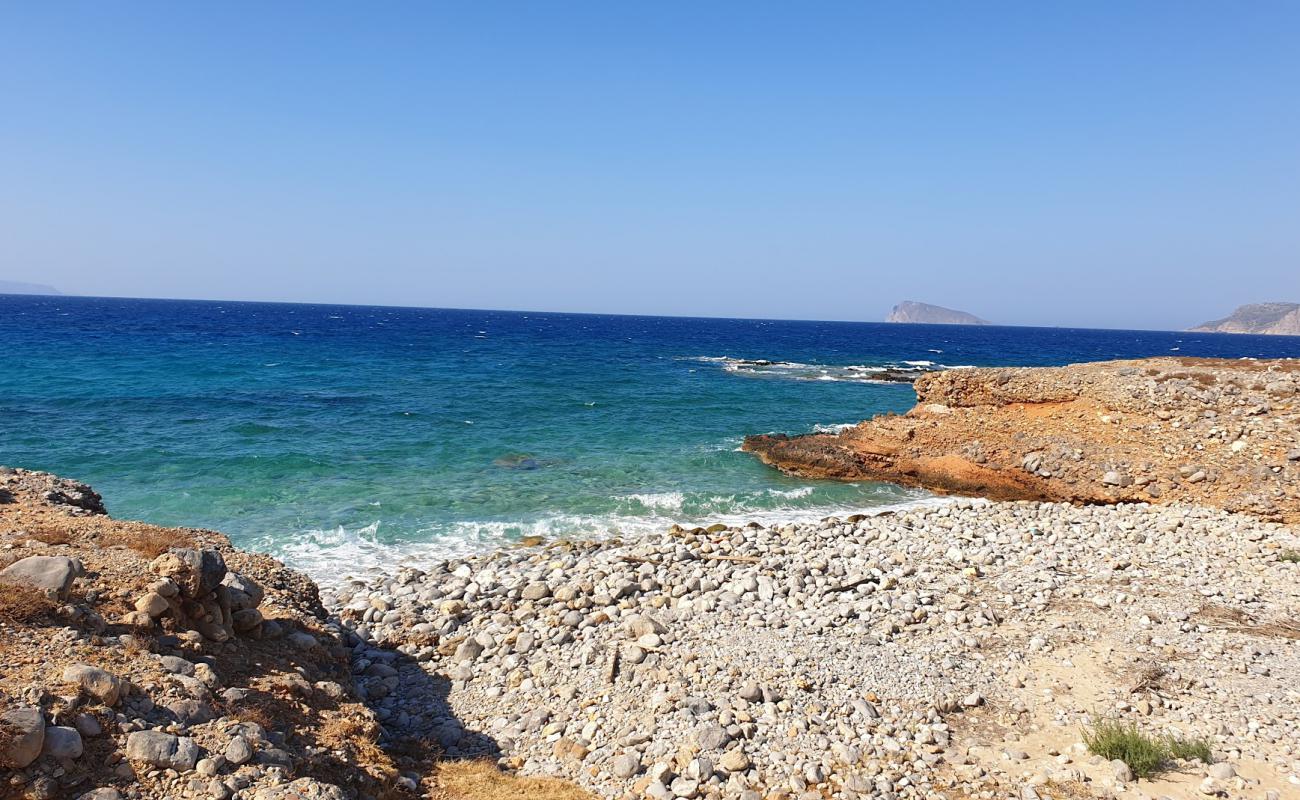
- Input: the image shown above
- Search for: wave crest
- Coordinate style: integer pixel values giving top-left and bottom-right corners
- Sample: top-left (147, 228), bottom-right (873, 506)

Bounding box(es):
top-left (687, 356), bottom-right (960, 384)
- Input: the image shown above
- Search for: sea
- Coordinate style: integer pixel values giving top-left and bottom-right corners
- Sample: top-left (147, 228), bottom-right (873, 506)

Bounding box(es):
top-left (4, 295), bottom-right (1298, 583)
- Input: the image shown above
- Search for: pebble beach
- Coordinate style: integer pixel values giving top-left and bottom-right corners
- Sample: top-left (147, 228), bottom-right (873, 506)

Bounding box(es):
top-left (330, 498), bottom-right (1300, 800)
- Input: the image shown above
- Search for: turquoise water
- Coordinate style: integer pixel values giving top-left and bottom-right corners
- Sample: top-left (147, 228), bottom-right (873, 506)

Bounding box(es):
top-left (4, 295), bottom-right (1297, 581)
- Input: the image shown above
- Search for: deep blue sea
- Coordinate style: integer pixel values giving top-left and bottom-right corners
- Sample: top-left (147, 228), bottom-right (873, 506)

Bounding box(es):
top-left (4, 295), bottom-right (1298, 581)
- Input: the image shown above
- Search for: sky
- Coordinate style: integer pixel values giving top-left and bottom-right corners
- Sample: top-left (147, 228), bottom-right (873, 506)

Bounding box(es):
top-left (1, 2), bottom-right (1298, 329)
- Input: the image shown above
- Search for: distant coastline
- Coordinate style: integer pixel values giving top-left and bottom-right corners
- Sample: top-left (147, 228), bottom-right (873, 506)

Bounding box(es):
top-left (0, 280), bottom-right (61, 296)
top-left (1190, 302), bottom-right (1300, 336)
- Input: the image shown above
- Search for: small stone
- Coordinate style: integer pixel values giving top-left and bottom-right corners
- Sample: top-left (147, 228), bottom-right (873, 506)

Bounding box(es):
top-left (1101, 471), bottom-right (1131, 487)
top-left (0, 707), bottom-right (45, 768)
top-left (453, 638), bottom-right (485, 662)
top-left (287, 631), bottom-right (319, 650)
top-left (63, 664), bottom-right (123, 706)
top-left (521, 581), bottom-right (551, 600)
top-left (225, 736), bottom-right (254, 765)
top-left (135, 591), bottom-right (170, 617)
top-left (159, 655), bottom-right (195, 675)
top-left (1111, 759), bottom-right (1133, 782)
top-left (41, 725), bottom-right (83, 759)
top-left (74, 713), bottom-right (102, 737)
top-left (1206, 763), bottom-right (1235, 780)
top-left (611, 752), bottom-right (641, 779)
top-left (125, 730), bottom-right (201, 771)
top-left (718, 749), bottom-right (750, 773)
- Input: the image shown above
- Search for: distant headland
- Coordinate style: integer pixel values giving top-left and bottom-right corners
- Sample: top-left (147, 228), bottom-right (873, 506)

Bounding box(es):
top-left (1189, 302), bottom-right (1300, 336)
top-left (886, 300), bottom-right (990, 325)
top-left (0, 280), bottom-right (61, 296)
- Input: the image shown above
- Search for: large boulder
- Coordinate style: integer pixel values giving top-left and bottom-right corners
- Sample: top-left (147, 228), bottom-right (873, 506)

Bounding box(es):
top-left (150, 548), bottom-right (226, 599)
top-left (124, 731), bottom-right (200, 771)
top-left (0, 707), bottom-right (46, 769)
top-left (0, 555), bottom-right (83, 600)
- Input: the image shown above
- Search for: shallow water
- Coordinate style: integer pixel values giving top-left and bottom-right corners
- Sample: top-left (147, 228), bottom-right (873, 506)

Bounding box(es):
top-left (3, 295), bottom-right (1297, 581)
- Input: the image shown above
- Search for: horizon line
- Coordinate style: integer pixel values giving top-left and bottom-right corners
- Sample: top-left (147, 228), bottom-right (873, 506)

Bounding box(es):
top-left (0, 289), bottom-right (1278, 337)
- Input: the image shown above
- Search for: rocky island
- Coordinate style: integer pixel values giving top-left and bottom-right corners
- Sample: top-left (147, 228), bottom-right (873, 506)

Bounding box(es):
top-left (4, 358), bottom-right (1300, 800)
top-left (885, 302), bottom-right (990, 326)
top-left (1190, 303), bottom-right (1300, 336)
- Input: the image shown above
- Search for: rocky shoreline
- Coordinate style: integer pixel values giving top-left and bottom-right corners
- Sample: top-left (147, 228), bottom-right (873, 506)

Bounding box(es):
top-left (4, 358), bottom-right (1300, 800)
top-left (743, 358), bottom-right (1300, 522)
top-left (330, 499), bottom-right (1300, 800)
top-left (0, 468), bottom-right (584, 800)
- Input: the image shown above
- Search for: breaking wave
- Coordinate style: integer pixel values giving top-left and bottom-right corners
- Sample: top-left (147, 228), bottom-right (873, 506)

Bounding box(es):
top-left (686, 356), bottom-right (964, 384)
top-left (264, 487), bottom-right (945, 584)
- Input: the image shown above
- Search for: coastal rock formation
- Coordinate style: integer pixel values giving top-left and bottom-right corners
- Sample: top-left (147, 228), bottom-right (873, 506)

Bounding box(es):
top-left (1190, 302), bottom-right (1300, 335)
top-left (5, 460), bottom-right (1300, 798)
top-left (744, 357), bottom-right (1300, 522)
top-left (0, 467), bottom-right (586, 800)
top-left (885, 300), bottom-right (990, 325)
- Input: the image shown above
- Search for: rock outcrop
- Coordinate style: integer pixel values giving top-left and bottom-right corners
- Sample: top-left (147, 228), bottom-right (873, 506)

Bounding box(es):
top-left (1190, 302), bottom-right (1300, 335)
top-left (0, 467), bottom-right (590, 800)
top-left (744, 357), bottom-right (1300, 522)
top-left (885, 300), bottom-right (990, 325)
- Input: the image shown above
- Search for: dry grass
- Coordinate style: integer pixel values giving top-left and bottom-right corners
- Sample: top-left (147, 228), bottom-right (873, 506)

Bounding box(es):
top-left (1036, 780), bottom-right (1099, 800)
top-left (103, 527), bottom-right (194, 558)
top-left (27, 524), bottom-right (74, 546)
top-left (432, 760), bottom-right (595, 800)
top-left (1126, 662), bottom-right (1167, 694)
top-left (1195, 603), bottom-right (1300, 640)
top-left (0, 583), bottom-right (56, 624)
top-left (225, 692), bottom-right (281, 730)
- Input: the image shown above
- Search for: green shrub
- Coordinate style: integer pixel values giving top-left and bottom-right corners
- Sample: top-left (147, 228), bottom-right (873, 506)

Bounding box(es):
top-left (1280, 549), bottom-right (1300, 563)
top-left (1166, 735), bottom-right (1213, 763)
top-left (1084, 720), bottom-right (1215, 778)
top-left (1083, 720), bottom-right (1168, 779)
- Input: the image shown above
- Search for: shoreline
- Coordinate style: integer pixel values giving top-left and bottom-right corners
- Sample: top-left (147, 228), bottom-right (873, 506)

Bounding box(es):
top-left (743, 357), bottom-right (1300, 523)
top-left (3, 467), bottom-right (1299, 800)
top-left (328, 496), bottom-right (1300, 800)
top-left (3, 357), bottom-right (1300, 799)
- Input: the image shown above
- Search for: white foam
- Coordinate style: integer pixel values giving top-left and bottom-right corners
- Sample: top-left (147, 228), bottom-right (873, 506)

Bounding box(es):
top-left (262, 490), bottom-right (947, 586)
top-left (688, 355), bottom-right (949, 384)
top-left (619, 491), bottom-right (686, 511)
top-left (812, 422), bottom-right (857, 434)
top-left (766, 486), bottom-right (815, 499)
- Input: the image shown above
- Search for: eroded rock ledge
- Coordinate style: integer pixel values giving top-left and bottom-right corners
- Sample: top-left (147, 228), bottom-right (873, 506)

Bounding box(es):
top-left (743, 357), bottom-right (1300, 522)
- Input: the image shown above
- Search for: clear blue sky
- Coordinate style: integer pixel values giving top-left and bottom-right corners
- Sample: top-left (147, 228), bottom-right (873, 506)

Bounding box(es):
top-left (2, 2), bottom-right (1297, 329)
